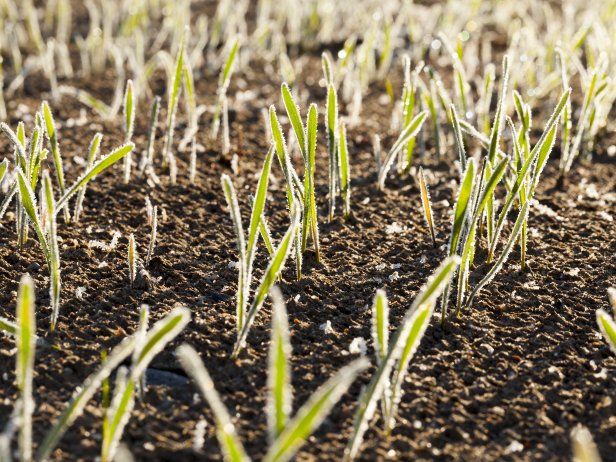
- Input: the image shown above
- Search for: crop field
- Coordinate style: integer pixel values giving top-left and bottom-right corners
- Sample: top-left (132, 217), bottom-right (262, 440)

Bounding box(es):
top-left (0, 0), bottom-right (615, 461)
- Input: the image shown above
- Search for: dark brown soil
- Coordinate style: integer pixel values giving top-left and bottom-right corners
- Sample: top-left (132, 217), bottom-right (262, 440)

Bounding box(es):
top-left (1, 5), bottom-right (616, 462)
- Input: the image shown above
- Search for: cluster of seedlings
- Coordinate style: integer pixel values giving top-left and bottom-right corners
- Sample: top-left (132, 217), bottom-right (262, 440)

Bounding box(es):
top-left (0, 0), bottom-right (615, 460)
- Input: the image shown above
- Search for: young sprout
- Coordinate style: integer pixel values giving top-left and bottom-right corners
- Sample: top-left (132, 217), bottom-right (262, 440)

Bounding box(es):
top-left (189, 137), bottom-right (197, 184)
top-left (212, 36), bottom-right (240, 140)
top-left (326, 83), bottom-right (338, 221)
top-left (128, 233), bottom-right (136, 285)
top-left (122, 80), bottom-right (135, 184)
top-left (571, 425), bottom-right (602, 462)
top-left (163, 38), bottom-right (185, 167)
top-left (378, 111), bottom-right (427, 190)
top-left (100, 307), bottom-right (190, 462)
top-left (74, 133), bottom-right (102, 223)
top-left (338, 121), bottom-right (351, 218)
top-left (146, 206), bottom-right (157, 266)
top-left (42, 101), bottom-right (69, 221)
top-left (178, 287), bottom-right (367, 462)
top-left (16, 274), bottom-right (36, 462)
top-left (597, 289), bottom-right (616, 355)
top-left (142, 95), bottom-right (161, 174)
top-left (418, 167), bottom-right (436, 247)
top-left (345, 257), bottom-right (459, 461)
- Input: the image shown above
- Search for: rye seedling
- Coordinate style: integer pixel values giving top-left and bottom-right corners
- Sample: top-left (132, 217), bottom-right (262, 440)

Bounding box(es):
top-left (2, 275), bottom-right (189, 462)
top-left (597, 288), bottom-right (616, 355)
top-left (344, 257), bottom-right (459, 461)
top-left (221, 152), bottom-right (301, 358)
top-left (377, 111), bottom-right (427, 190)
top-left (122, 80), bottom-right (135, 184)
top-left (418, 167), bottom-right (436, 247)
top-left (3, 117), bottom-right (134, 328)
top-left (178, 286), bottom-right (367, 462)
top-left (100, 306), bottom-right (190, 462)
top-left (211, 36), bottom-right (240, 140)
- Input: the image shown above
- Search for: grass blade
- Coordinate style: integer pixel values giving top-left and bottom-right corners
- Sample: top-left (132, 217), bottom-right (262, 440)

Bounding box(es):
top-left (267, 287), bottom-right (292, 441)
top-left (16, 274), bottom-right (36, 462)
top-left (57, 143), bottom-right (134, 210)
top-left (221, 174), bottom-right (247, 335)
top-left (378, 111), bottom-right (427, 190)
top-left (265, 358), bottom-right (368, 462)
top-left (281, 83), bottom-right (306, 160)
top-left (37, 337), bottom-right (138, 461)
top-left (418, 168), bottom-right (436, 247)
top-left (233, 206), bottom-right (300, 359)
top-left (597, 309), bottom-right (616, 354)
top-left (177, 344), bottom-right (250, 462)
top-left (339, 121), bottom-right (351, 218)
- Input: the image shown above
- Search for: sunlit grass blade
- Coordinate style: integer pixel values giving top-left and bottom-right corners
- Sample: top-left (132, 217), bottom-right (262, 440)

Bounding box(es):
top-left (41, 102), bottom-right (67, 201)
top-left (440, 159), bottom-right (475, 322)
top-left (74, 133), bottom-right (102, 222)
top-left (597, 309), bottom-right (616, 354)
top-left (281, 83), bottom-right (306, 160)
top-left (163, 38), bottom-right (185, 165)
top-left (269, 105), bottom-right (297, 209)
top-left (418, 167), bottom-right (436, 247)
top-left (371, 289), bottom-right (389, 365)
top-left (212, 37), bottom-right (240, 139)
top-left (303, 103), bottom-right (320, 258)
top-left (344, 257), bottom-right (459, 461)
top-left (42, 172), bottom-right (61, 331)
top-left (16, 169), bottom-right (50, 260)
top-left (232, 206), bottom-right (300, 359)
top-left (326, 83), bottom-right (338, 221)
top-left (450, 104), bottom-right (466, 173)
top-left (127, 233), bottom-right (136, 286)
top-left (122, 80), bottom-right (135, 184)
top-left (267, 287), bottom-right (292, 442)
top-left (608, 288), bottom-right (616, 318)
top-left (339, 121), bottom-right (351, 218)
top-left (246, 146), bottom-right (275, 282)
top-left (177, 344), bottom-right (250, 462)
top-left (221, 174), bottom-right (247, 335)
top-left (571, 425), bottom-right (602, 462)
top-left (0, 158), bottom-right (8, 183)
top-left (265, 358), bottom-right (368, 462)
top-left (16, 274), bottom-right (35, 462)
top-left (464, 202), bottom-right (529, 310)
top-left (37, 337), bottom-right (138, 461)
top-left (101, 307), bottom-right (190, 462)
top-left (378, 111), bottom-right (427, 190)
top-left (0, 316), bottom-right (17, 336)
top-left (57, 143), bottom-right (134, 210)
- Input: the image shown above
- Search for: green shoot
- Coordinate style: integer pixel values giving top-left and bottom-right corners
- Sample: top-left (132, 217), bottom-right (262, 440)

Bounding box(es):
top-left (418, 168), bottom-right (436, 247)
top-left (42, 172), bottom-right (61, 331)
top-left (326, 83), bottom-right (338, 221)
top-left (338, 121), bottom-right (351, 218)
top-left (42, 102), bottom-right (69, 221)
top-left (163, 38), bottom-right (185, 166)
top-left (344, 257), bottom-right (459, 461)
top-left (177, 345), bottom-right (250, 462)
top-left (146, 206), bottom-right (157, 266)
top-left (128, 233), bottom-right (136, 286)
top-left (142, 95), bottom-right (161, 174)
top-left (378, 111), bottom-right (427, 190)
top-left (74, 133), bottom-right (102, 223)
top-left (100, 307), bottom-right (190, 462)
top-left (16, 274), bottom-right (36, 462)
top-left (267, 287), bottom-right (292, 441)
top-left (571, 426), bottom-right (602, 462)
top-left (122, 80), bottom-right (135, 184)
top-left (212, 36), bottom-right (240, 140)
top-left (232, 205), bottom-right (300, 359)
